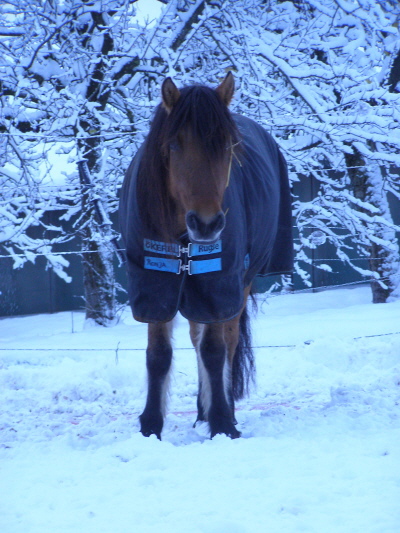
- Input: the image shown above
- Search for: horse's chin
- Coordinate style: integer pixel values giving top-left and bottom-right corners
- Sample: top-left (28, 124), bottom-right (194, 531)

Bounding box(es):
top-left (187, 229), bottom-right (223, 244)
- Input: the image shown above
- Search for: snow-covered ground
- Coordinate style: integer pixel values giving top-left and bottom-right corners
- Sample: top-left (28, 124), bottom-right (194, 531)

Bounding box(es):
top-left (1, 286), bottom-right (399, 533)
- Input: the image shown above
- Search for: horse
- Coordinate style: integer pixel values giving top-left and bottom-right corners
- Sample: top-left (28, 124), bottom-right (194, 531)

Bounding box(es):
top-left (119, 72), bottom-right (293, 439)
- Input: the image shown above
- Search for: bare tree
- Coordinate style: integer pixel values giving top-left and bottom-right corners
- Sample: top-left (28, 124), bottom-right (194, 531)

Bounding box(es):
top-left (163, 0), bottom-right (400, 300)
top-left (1, 0), bottom-right (399, 317)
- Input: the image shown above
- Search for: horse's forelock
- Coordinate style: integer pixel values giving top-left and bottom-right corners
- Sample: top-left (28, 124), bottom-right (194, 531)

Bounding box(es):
top-left (161, 85), bottom-right (239, 158)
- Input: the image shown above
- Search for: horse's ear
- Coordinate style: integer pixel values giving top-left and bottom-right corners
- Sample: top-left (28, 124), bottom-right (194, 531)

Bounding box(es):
top-left (162, 77), bottom-right (180, 114)
top-left (216, 72), bottom-right (234, 106)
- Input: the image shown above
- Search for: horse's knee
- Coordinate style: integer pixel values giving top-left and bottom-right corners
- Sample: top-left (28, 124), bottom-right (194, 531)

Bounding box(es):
top-left (224, 318), bottom-right (240, 365)
top-left (146, 342), bottom-right (172, 376)
top-left (146, 322), bottom-right (173, 376)
top-left (199, 327), bottom-right (226, 373)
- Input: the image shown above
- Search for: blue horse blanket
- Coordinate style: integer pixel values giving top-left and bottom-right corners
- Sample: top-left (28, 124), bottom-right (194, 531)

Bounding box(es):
top-left (119, 114), bottom-right (293, 323)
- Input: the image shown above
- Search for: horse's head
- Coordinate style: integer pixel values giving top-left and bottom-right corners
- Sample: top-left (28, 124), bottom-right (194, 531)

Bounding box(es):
top-left (161, 73), bottom-right (237, 243)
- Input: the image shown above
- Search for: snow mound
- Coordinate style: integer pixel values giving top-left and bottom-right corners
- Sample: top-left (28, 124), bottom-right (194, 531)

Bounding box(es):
top-left (1, 287), bottom-right (399, 532)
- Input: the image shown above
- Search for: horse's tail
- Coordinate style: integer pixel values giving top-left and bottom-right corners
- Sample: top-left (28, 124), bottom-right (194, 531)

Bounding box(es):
top-left (231, 304), bottom-right (256, 400)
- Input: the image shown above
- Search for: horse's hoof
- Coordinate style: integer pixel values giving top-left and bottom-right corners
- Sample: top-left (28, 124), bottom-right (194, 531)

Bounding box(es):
top-left (139, 412), bottom-right (163, 440)
top-left (210, 428), bottom-right (241, 439)
top-left (193, 413), bottom-right (207, 428)
top-left (210, 421), bottom-right (241, 439)
top-left (140, 428), bottom-right (162, 440)
top-left (231, 425), bottom-right (241, 438)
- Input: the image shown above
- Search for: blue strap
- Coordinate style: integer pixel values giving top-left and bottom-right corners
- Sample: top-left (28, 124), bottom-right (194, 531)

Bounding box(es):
top-left (144, 239), bottom-right (180, 257)
top-left (189, 240), bottom-right (222, 257)
top-left (144, 256), bottom-right (222, 275)
top-left (143, 238), bottom-right (222, 257)
top-left (143, 238), bottom-right (223, 274)
top-left (189, 258), bottom-right (222, 274)
top-left (144, 256), bottom-right (180, 274)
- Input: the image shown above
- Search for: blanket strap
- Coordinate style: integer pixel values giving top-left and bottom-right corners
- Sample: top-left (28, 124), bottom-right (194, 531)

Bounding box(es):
top-left (143, 239), bottom-right (222, 275)
top-left (225, 140), bottom-right (242, 189)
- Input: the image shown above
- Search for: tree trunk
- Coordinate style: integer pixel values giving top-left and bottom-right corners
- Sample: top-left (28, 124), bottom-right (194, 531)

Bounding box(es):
top-left (76, 11), bottom-right (117, 325)
top-left (81, 230), bottom-right (116, 325)
top-left (79, 161), bottom-right (116, 325)
top-left (345, 146), bottom-right (399, 303)
top-left (365, 167), bottom-right (399, 303)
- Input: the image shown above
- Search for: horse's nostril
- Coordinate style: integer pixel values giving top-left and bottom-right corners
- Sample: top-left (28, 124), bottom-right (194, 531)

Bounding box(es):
top-left (185, 211), bottom-right (200, 233)
top-left (185, 210), bottom-right (225, 242)
top-left (209, 212), bottom-right (225, 234)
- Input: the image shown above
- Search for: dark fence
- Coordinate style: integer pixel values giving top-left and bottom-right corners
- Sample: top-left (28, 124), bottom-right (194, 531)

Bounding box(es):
top-left (1, 186), bottom-right (399, 318)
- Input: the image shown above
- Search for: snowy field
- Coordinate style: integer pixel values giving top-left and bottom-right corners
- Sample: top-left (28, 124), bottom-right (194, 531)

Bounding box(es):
top-left (1, 286), bottom-right (400, 533)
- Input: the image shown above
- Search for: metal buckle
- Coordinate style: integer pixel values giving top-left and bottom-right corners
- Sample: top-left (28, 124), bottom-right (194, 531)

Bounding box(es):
top-left (177, 259), bottom-right (192, 275)
top-left (176, 259), bottom-right (183, 274)
top-left (177, 260), bottom-right (192, 274)
top-left (179, 244), bottom-right (192, 258)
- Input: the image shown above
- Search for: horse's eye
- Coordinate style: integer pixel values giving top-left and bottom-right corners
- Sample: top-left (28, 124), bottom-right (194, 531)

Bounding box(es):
top-left (169, 141), bottom-right (180, 152)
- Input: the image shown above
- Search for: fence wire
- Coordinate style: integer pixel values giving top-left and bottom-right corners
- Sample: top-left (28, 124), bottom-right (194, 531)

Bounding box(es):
top-left (1, 330), bottom-right (399, 353)
top-left (0, 246), bottom-right (391, 264)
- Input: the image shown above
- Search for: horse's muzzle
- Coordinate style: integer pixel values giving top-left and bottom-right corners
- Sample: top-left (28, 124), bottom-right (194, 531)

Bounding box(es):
top-left (186, 210), bottom-right (225, 243)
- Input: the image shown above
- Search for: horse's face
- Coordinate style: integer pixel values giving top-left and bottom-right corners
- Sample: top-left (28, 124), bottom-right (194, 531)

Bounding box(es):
top-left (167, 130), bottom-right (230, 243)
top-left (162, 74), bottom-right (235, 244)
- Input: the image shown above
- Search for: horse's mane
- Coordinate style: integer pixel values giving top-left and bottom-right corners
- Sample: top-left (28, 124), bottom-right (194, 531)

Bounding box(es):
top-left (136, 84), bottom-right (240, 240)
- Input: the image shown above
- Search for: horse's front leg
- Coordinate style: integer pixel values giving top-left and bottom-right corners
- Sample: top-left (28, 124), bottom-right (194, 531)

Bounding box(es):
top-left (139, 321), bottom-right (173, 440)
top-left (195, 322), bottom-right (241, 439)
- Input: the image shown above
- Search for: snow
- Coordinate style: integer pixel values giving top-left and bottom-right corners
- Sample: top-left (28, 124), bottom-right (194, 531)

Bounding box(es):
top-left (1, 286), bottom-right (400, 533)
top-left (135, 0), bottom-right (163, 27)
